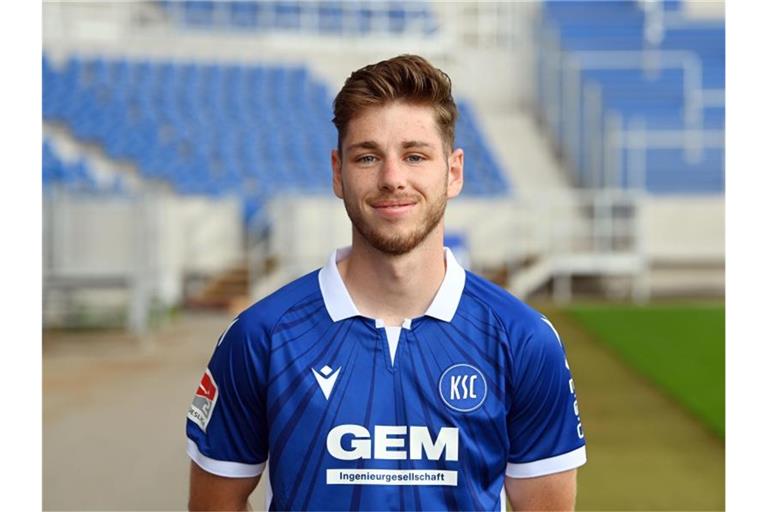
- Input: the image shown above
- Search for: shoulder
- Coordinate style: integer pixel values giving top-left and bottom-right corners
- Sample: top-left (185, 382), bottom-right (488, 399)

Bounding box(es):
top-left (462, 275), bottom-right (570, 397)
top-left (234, 269), bottom-right (325, 337)
top-left (203, 272), bottom-right (325, 396)
top-left (462, 271), bottom-right (550, 337)
top-left (461, 272), bottom-right (564, 368)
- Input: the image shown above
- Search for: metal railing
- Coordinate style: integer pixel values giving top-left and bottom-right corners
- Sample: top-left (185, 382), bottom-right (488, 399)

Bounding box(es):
top-left (43, 187), bottom-right (155, 336)
top-left (507, 188), bottom-right (649, 303)
top-left (536, 15), bottom-right (724, 193)
top-left (43, 185), bottom-right (245, 334)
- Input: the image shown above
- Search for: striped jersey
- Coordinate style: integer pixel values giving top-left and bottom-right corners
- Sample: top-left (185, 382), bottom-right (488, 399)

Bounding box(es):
top-left (186, 247), bottom-right (586, 511)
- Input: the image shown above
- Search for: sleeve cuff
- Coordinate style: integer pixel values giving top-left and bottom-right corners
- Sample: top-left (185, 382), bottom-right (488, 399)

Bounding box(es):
top-left (506, 446), bottom-right (586, 478)
top-left (187, 438), bottom-right (266, 478)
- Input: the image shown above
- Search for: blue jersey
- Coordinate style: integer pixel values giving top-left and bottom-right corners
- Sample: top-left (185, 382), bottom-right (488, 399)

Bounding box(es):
top-left (187, 247), bottom-right (586, 511)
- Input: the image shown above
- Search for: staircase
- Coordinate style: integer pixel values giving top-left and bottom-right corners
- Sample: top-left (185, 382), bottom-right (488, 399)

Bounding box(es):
top-left (185, 261), bottom-right (251, 313)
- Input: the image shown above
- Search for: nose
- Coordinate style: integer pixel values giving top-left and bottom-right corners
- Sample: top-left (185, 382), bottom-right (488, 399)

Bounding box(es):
top-left (378, 157), bottom-right (406, 192)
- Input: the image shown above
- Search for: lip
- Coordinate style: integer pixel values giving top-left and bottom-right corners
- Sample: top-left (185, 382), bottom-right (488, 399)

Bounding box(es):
top-left (370, 201), bottom-right (417, 219)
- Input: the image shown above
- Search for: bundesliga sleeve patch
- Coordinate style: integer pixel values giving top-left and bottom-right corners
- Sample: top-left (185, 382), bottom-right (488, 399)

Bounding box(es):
top-left (187, 369), bottom-right (219, 432)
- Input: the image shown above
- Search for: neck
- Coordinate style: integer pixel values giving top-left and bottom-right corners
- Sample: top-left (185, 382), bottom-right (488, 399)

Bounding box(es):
top-left (338, 227), bottom-right (447, 327)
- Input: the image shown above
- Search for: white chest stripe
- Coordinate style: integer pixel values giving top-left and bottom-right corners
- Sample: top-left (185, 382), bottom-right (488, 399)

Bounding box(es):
top-left (383, 326), bottom-right (402, 366)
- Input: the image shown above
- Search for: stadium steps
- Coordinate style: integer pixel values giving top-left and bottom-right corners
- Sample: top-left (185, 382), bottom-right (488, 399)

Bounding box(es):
top-left (508, 256), bottom-right (553, 299)
top-left (469, 108), bottom-right (595, 297)
top-left (476, 111), bottom-right (573, 193)
top-left (185, 261), bottom-right (250, 311)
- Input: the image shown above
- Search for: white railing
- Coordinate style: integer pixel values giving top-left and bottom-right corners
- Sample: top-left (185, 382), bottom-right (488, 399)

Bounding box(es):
top-left (536, 15), bottom-right (724, 192)
top-left (244, 189), bottom-right (648, 304)
top-left (612, 122), bottom-right (724, 191)
top-left (507, 189), bottom-right (649, 303)
top-left (43, 186), bottom-right (244, 334)
top-left (43, 187), bottom-right (155, 335)
top-left (563, 50), bottom-right (703, 169)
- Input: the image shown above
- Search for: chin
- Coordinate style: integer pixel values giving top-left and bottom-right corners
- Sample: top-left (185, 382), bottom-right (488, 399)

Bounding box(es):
top-left (366, 227), bottom-right (433, 256)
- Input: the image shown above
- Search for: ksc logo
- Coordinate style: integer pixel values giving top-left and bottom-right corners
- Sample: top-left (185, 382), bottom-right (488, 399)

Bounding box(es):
top-left (439, 363), bottom-right (487, 412)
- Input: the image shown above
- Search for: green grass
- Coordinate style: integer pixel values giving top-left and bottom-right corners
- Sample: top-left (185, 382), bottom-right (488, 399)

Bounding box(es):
top-left (564, 302), bottom-right (724, 437)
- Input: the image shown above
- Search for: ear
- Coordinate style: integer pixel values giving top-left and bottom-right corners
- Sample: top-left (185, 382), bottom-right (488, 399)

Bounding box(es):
top-left (332, 149), bottom-right (343, 199)
top-left (447, 148), bottom-right (464, 199)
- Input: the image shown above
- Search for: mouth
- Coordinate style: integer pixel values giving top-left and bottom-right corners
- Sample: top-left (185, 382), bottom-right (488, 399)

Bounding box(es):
top-left (370, 199), bottom-right (418, 218)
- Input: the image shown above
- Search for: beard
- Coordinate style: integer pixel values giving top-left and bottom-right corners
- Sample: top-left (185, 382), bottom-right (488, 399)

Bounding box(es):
top-left (343, 189), bottom-right (447, 256)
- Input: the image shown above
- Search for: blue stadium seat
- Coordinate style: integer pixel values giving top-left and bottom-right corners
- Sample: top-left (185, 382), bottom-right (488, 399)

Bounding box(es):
top-left (229, 1), bottom-right (261, 28)
top-left (538, 0), bottom-right (724, 194)
top-left (318, 2), bottom-right (344, 33)
top-left (641, 148), bottom-right (724, 194)
top-left (387, 3), bottom-right (407, 34)
top-left (184, 0), bottom-right (216, 26)
top-left (42, 140), bottom-right (118, 193)
top-left (157, 0), bottom-right (438, 37)
top-left (43, 54), bottom-right (513, 223)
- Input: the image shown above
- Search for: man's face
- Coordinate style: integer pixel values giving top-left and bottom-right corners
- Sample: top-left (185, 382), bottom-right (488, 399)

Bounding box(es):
top-left (332, 101), bottom-right (463, 256)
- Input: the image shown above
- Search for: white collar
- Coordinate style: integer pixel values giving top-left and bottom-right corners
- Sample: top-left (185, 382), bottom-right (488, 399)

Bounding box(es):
top-left (318, 246), bottom-right (466, 324)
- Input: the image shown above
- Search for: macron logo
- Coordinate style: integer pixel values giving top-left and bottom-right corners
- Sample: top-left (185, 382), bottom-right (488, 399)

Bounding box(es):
top-left (312, 365), bottom-right (341, 400)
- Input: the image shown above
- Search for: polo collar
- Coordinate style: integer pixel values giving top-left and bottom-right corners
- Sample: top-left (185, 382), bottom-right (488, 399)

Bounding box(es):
top-left (318, 246), bottom-right (466, 323)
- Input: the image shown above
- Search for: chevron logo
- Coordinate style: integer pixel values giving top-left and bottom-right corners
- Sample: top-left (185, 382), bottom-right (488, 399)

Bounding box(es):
top-left (312, 365), bottom-right (341, 400)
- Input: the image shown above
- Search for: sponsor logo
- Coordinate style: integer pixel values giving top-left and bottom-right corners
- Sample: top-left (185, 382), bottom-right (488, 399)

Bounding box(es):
top-left (187, 369), bottom-right (218, 432)
top-left (312, 364), bottom-right (341, 400)
top-left (326, 425), bottom-right (459, 461)
top-left (325, 425), bottom-right (459, 486)
top-left (327, 469), bottom-right (457, 486)
top-left (438, 363), bottom-right (487, 412)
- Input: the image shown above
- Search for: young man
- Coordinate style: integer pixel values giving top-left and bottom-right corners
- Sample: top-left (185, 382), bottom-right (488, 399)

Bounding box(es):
top-left (187, 55), bottom-right (586, 511)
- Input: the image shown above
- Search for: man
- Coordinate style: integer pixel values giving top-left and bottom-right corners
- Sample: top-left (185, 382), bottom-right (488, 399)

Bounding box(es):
top-left (187, 55), bottom-right (586, 511)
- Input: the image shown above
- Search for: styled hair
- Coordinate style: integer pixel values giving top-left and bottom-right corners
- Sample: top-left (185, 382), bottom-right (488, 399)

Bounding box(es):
top-left (332, 54), bottom-right (458, 153)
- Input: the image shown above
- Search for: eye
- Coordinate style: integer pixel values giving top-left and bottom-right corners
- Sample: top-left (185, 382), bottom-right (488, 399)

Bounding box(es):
top-left (405, 154), bottom-right (426, 163)
top-left (356, 155), bottom-right (377, 165)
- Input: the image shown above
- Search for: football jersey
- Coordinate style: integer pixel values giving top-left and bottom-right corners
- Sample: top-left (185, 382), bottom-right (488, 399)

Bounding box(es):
top-left (186, 247), bottom-right (586, 511)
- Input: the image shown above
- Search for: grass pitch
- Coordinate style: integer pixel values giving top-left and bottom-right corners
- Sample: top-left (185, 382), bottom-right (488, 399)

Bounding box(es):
top-left (565, 302), bottom-right (725, 437)
top-left (538, 305), bottom-right (724, 510)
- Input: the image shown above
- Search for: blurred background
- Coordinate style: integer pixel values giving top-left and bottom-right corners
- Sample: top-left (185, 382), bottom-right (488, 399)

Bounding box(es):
top-left (42, 0), bottom-right (724, 510)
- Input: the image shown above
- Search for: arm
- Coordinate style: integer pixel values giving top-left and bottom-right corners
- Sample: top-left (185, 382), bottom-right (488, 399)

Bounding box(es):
top-left (504, 469), bottom-right (577, 512)
top-left (186, 315), bottom-right (270, 511)
top-left (189, 461), bottom-right (261, 512)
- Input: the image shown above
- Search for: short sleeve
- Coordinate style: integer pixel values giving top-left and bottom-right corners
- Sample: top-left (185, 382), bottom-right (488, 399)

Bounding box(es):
top-left (186, 315), bottom-right (269, 477)
top-left (505, 316), bottom-right (586, 478)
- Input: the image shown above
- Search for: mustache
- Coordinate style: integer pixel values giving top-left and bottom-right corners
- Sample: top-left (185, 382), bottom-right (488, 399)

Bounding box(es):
top-left (367, 194), bottom-right (420, 205)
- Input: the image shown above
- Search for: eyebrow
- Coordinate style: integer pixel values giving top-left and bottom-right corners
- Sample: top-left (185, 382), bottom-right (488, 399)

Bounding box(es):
top-left (345, 140), bottom-right (436, 152)
top-left (402, 140), bottom-right (435, 150)
top-left (346, 140), bottom-right (381, 152)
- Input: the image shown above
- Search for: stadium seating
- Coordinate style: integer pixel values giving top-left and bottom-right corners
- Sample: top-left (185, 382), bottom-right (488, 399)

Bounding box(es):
top-left (538, 0), bottom-right (724, 194)
top-left (43, 138), bottom-right (128, 194)
top-left (638, 148), bottom-right (724, 194)
top-left (157, 1), bottom-right (439, 37)
top-left (43, 55), bottom-right (510, 221)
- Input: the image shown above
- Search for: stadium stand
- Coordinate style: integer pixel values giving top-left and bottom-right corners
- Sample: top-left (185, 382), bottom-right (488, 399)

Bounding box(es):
top-left (157, 0), bottom-right (439, 37)
top-left (43, 138), bottom-right (129, 194)
top-left (41, 1), bottom-right (726, 332)
top-left (42, 54), bottom-right (510, 223)
top-left (536, 0), bottom-right (724, 194)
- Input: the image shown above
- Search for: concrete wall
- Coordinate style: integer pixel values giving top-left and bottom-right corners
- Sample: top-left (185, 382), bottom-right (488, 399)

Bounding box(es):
top-left (44, 191), bottom-right (243, 306)
top-left (683, 0), bottom-right (725, 20)
top-left (265, 194), bottom-right (542, 277)
top-left (264, 193), bottom-right (725, 298)
top-left (639, 196), bottom-right (724, 263)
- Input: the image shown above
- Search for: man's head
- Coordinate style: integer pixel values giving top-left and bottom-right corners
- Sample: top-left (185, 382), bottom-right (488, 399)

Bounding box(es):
top-left (332, 54), bottom-right (459, 156)
top-left (331, 55), bottom-right (463, 256)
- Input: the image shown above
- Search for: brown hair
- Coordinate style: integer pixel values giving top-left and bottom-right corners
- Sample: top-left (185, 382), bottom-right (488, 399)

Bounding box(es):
top-left (332, 54), bottom-right (458, 154)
